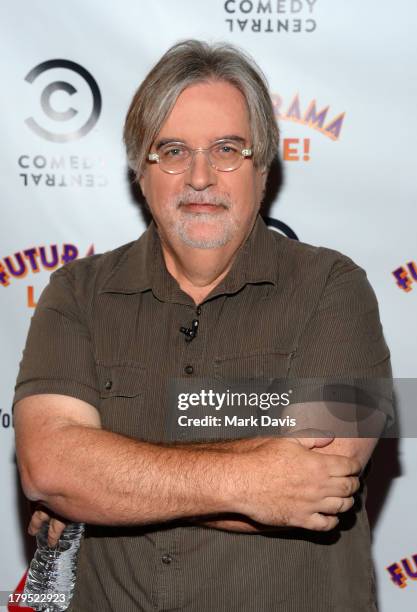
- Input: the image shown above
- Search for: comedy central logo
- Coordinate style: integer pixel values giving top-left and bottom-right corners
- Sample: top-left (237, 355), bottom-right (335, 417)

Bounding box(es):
top-left (24, 59), bottom-right (101, 142)
top-left (224, 0), bottom-right (318, 34)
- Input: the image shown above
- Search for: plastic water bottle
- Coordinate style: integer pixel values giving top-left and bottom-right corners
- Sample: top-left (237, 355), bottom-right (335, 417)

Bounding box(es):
top-left (23, 521), bottom-right (85, 611)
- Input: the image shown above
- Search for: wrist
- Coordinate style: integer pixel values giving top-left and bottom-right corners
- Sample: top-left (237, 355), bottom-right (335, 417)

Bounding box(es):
top-left (215, 444), bottom-right (253, 515)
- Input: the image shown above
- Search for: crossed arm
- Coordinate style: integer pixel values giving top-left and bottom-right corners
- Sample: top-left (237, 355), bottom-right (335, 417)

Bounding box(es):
top-left (15, 392), bottom-right (383, 545)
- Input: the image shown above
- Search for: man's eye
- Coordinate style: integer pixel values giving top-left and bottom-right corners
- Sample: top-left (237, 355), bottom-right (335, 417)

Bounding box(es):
top-left (166, 147), bottom-right (183, 157)
top-left (214, 143), bottom-right (239, 156)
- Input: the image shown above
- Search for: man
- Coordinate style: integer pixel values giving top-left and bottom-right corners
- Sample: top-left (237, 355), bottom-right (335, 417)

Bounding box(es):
top-left (14, 40), bottom-right (392, 611)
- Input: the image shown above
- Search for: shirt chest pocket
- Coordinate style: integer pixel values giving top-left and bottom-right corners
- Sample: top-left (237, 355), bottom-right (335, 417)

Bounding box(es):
top-left (214, 349), bottom-right (293, 382)
top-left (96, 361), bottom-right (147, 437)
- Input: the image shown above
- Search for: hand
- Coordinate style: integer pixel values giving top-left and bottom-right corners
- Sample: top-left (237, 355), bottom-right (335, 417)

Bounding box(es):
top-left (195, 516), bottom-right (281, 533)
top-left (232, 434), bottom-right (361, 532)
top-left (28, 507), bottom-right (68, 547)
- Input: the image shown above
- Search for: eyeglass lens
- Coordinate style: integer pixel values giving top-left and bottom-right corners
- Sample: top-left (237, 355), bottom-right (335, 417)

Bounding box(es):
top-left (159, 141), bottom-right (245, 172)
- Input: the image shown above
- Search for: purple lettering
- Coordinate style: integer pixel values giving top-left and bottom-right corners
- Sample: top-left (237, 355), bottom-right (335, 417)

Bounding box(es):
top-left (407, 261), bottom-right (417, 281)
top-left (304, 101), bottom-right (329, 129)
top-left (392, 267), bottom-right (412, 292)
top-left (387, 563), bottom-right (407, 588)
top-left (402, 555), bottom-right (417, 579)
top-left (324, 113), bottom-right (345, 140)
top-left (61, 244), bottom-right (79, 265)
top-left (0, 263), bottom-right (10, 287)
top-left (23, 248), bottom-right (40, 272)
top-left (39, 245), bottom-right (59, 270)
top-left (271, 94), bottom-right (283, 118)
top-left (286, 94), bottom-right (301, 120)
top-left (4, 253), bottom-right (27, 278)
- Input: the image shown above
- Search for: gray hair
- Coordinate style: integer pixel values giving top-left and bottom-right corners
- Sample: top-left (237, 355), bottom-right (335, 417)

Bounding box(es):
top-left (123, 39), bottom-right (279, 178)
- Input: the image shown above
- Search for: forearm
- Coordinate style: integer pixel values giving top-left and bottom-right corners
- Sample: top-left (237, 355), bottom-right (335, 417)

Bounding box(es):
top-left (172, 439), bottom-right (271, 533)
top-left (22, 426), bottom-right (248, 526)
top-left (17, 395), bottom-right (363, 533)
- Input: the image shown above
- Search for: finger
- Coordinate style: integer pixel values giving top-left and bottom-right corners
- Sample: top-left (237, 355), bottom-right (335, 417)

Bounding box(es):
top-left (339, 476), bottom-right (360, 496)
top-left (47, 518), bottom-right (67, 547)
top-left (325, 455), bottom-right (362, 477)
top-left (306, 513), bottom-right (339, 532)
top-left (290, 429), bottom-right (335, 449)
top-left (325, 476), bottom-right (359, 498)
top-left (347, 456), bottom-right (361, 475)
top-left (27, 510), bottom-right (50, 535)
top-left (318, 496), bottom-right (355, 515)
top-left (318, 476), bottom-right (359, 501)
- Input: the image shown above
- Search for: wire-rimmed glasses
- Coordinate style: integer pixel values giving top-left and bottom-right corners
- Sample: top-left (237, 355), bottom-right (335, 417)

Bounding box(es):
top-left (147, 139), bottom-right (253, 174)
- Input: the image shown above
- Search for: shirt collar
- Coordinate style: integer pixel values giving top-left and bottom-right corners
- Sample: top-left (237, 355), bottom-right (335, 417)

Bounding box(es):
top-left (100, 215), bottom-right (280, 302)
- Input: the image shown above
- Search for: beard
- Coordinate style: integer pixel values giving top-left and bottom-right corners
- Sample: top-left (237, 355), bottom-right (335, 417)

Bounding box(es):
top-left (166, 189), bottom-right (240, 249)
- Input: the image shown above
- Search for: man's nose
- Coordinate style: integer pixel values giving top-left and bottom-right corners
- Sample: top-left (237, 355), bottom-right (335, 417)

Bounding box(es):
top-left (185, 150), bottom-right (217, 191)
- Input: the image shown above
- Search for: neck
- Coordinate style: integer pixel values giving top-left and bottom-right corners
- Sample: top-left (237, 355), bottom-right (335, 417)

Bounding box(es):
top-left (159, 235), bottom-right (247, 305)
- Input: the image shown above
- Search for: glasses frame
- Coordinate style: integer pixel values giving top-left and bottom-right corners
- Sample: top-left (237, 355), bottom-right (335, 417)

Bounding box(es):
top-left (147, 139), bottom-right (253, 174)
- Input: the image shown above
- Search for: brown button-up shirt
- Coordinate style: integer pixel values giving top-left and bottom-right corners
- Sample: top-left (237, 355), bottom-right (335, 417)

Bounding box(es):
top-left (14, 215), bottom-right (392, 611)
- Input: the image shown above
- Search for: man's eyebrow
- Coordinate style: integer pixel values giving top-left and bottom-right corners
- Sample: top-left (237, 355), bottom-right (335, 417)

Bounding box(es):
top-left (155, 135), bottom-right (247, 150)
top-left (213, 135), bottom-right (246, 144)
top-left (155, 138), bottom-right (183, 150)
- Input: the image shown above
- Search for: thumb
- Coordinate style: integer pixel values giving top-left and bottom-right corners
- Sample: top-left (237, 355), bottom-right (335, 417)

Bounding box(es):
top-left (290, 429), bottom-right (335, 449)
top-left (47, 518), bottom-right (68, 548)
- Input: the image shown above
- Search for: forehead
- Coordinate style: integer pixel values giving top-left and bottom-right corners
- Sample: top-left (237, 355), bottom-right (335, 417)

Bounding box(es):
top-left (156, 80), bottom-right (251, 145)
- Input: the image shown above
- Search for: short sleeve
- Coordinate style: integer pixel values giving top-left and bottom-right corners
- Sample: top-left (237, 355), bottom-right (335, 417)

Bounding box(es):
top-left (287, 256), bottom-right (394, 425)
top-left (13, 266), bottom-right (99, 410)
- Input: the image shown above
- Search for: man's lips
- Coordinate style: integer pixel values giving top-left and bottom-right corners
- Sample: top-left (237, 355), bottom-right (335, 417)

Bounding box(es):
top-left (180, 202), bottom-right (226, 213)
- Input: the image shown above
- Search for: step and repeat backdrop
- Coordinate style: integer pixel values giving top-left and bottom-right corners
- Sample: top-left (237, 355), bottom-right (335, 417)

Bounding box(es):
top-left (1, 1), bottom-right (416, 610)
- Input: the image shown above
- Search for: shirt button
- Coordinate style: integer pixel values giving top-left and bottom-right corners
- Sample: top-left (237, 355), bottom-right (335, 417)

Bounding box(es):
top-left (184, 365), bottom-right (194, 375)
top-left (196, 306), bottom-right (201, 315)
top-left (162, 553), bottom-right (173, 564)
top-left (105, 380), bottom-right (113, 390)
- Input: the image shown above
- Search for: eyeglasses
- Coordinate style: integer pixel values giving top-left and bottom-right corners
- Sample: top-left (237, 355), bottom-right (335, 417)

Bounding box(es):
top-left (147, 139), bottom-right (253, 174)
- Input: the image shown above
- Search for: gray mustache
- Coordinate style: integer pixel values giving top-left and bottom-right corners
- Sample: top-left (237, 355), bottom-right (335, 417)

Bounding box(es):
top-left (174, 192), bottom-right (232, 208)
